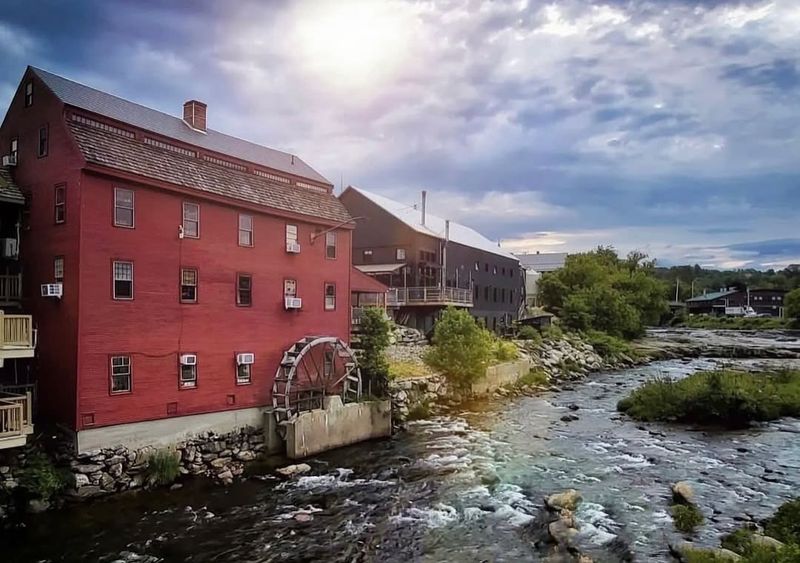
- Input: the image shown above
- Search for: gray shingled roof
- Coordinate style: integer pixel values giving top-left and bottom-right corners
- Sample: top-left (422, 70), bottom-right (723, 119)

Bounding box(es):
top-left (31, 67), bottom-right (331, 185)
top-left (0, 167), bottom-right (25, 204)
top-left (70, 121), bottom-right (351, 224)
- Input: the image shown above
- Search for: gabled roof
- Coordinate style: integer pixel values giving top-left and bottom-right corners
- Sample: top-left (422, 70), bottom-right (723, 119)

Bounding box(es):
top-left (70, 121), bottom-right (351, 224)
top-left (686, 290), bottom-right (739, 303)
top-left (0, 167), bottom-right (24, 204)
top-left (344, 186), bottom-right (517, 260)
top-left (31, 66), bottom-right (330, 185)
top-left (351, 267), bottom-right (389, 294)
top-left (516, 252), bottom-right (568, 272)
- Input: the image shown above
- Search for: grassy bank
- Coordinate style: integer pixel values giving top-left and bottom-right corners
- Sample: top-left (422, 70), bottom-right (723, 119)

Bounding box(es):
top-left (677, 315), bottom-right (789, 330)
top-left (617, 369), bottom-right (800, 428)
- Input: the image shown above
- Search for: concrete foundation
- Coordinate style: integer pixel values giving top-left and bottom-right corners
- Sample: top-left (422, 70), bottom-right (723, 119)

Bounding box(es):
top-left (76, 406), bottom-right (269, 453)
top-left (284, 396), bottom-right (392, 459)
top-left (471, 358), bottom-right (532, 395)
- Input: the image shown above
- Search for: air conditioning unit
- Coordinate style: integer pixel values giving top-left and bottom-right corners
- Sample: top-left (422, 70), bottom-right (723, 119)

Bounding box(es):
top-left (286, 241), bottom-right (301, 254)
top-left (284, 296), bottom-right (302, 310)
top-left (180, 354), bottom-right (197, 366)
top-left (2, 154), bottom-right (17, 166)
top-left (236, 353), bottom-right (255, 365)
top-left (41, 283), bottom-right (63, 298)
top-left (1, 238), bottom-right (18, 259)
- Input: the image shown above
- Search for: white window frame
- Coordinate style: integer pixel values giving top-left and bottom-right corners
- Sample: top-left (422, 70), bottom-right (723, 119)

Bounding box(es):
top-left (180, 361), bottom-right (197, 388)
top-left (324, 282), bottom-right (336, 310)
top-left (238, 214), bottom-right (253, 247)
top-left (54, 256), bottom-right (64, 282)
top-left (325, 231), bottom-right (337, 259)
top-left (114, 187), bottom-right (134, 228)
top-left (286, 224), bottom-right (298, 244)
top-left (236, 363), bottom-right (252, 385)
top-left (54, 184), bottom-right (66, 224)
top-left (25, 81), bottom-right (33, 107)
top-left (182, 202), bottom-right (200, 238)
top-left (180, 268), bottom-right (198, 303)
top-left (284, 278), bottom-right (297, 296)
top-left (112, 260), bottom-right (134, 300)
top-left (396, 248), bottom-right (406, 261)
top-left (110, 355), bottom-right (132, 394)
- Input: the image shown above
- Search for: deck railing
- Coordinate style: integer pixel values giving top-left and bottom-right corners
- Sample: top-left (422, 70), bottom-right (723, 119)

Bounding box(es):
top-left (0, 274), bottom-right (22, 302)
top-left (0, 314), bottom-right (34, 349)
top-left (0, 391), bottom-right (31, 440)
top-left (387, 286), bottom-right (473, 307)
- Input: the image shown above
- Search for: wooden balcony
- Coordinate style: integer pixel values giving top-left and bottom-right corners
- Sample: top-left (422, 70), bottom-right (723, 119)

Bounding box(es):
top-left (0, 274), bottom-right (22, 304)
top-left (0, 313), bottom-right (36, 366)
top-left (387, 286), bottom-right (473, 308)
top-left (0, 391), bottom-right (33, 450)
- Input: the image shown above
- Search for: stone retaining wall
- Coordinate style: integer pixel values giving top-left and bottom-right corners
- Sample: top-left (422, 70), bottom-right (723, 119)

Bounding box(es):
top-left (471, 358), bottom-right (533, 395)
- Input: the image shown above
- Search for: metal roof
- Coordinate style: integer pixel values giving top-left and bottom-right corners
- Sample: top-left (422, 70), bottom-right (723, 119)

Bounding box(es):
top-left (516, 252), bottom-right (568, 272)
top-left (31, 67), bottom-right (331, 185)
top-left (0, 167), bottom-right (25, 204)
top-left (355, 263), bottom-right (405, 274)
top-left (345, 186), bottom-right (518, 260)
top-left (686, 290), bottom-right (739, 302)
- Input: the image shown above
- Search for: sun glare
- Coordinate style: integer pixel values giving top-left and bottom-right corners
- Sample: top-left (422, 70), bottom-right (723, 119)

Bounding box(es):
top-left (291, 0), bottom-right (412, 90)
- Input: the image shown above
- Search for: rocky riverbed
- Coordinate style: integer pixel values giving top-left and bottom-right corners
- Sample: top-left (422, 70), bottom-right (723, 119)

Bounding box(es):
top-left (3, 329), bottom-right (800, 562)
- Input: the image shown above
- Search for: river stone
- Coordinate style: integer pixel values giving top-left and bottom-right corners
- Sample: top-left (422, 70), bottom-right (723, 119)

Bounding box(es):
top-left (672, 481), bottom-right (695, 505)
top-left (275, 463), bottom-right (312, 477)
top-left (73, 473), bottom-right (90, 487)
top-left (751, 535), bottom-right (784, 549)
top-left (548, 519), bottom-right (578, 546)
top-left (545, 489), bottom-right (582, 511)
top-left (73, 463), bottom-right (103, 474)
top-left (235, 450), bottom-right (256, 461)
top-left (209, 457), bottom-right (231, 469)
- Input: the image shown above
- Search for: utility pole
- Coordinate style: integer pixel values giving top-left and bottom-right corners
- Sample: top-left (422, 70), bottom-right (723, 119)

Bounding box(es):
top-left (675, 278), bottom-right (680, 301)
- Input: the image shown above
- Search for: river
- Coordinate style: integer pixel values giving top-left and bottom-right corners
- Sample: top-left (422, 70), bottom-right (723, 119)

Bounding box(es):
top-left (3, 332), bottom-right (800, 562)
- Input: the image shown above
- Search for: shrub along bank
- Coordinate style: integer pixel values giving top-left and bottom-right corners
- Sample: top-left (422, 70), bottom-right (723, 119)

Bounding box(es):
top-left (617, 369), bottom-right (800, 428)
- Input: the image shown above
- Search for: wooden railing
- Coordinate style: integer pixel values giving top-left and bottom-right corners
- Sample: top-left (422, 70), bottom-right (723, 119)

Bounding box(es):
top-left (0, 274), bottom-right (22, 302)
top-left (0, 314), bottom-right (34, 349)
top-left (387, 286), bottom-right (473, 307)
top-left (0, 391), bottom-right (31, 440)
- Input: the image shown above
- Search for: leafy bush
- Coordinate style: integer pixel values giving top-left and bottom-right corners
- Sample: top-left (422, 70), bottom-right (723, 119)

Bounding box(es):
top-left (672, 504), bottom-right (704, 533)
top-left (786, 288), bottom-right (800, 322)
top-left (492, 339), bottom-right (518, 362)
top-left (516, 325), bottom-right (540, 341)
top-left (516, 368), bottom-right (549, 388)
top-left (617, 369), bottom-right (800, 428)
top-left (358, 307), bottom-right (391, 378)
top-left (721, 528), bottom-right (756, 554)
top-left (424, 308), bottom-right (493, 388)
top-left (584, 330), bottom-right (636, 361)
top-left (17, 452), bottom-right (66, 501)
top-left (406, 401), bottom-right (432, 421)
top-left (766, 498), bottom-right (800, 545)
top-left (145, 449), bottom-right (180, 486)
top-left (680, 314), bottom-right (788, 330)
top-left (540, 324), bottom-right (564, 341)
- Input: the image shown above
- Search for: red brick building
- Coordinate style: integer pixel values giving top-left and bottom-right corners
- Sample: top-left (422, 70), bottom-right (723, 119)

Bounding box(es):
top-left (0, 67), bottom-right (355, 452)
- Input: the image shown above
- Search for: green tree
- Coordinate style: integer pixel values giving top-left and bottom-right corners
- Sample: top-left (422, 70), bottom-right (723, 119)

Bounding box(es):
top-left (424, 308), bottom-right (493, 388)
top-left (786, 288), bottom-right (800, 322)
top-left (359, 307), bottom-right (391, 380)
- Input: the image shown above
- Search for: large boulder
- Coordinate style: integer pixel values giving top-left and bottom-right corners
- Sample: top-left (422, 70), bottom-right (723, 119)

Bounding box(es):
top-left (750, 535), bottom-right (784, 550)
top-left (545, 489), bottom-right (582, 511)
top-left (671, 481), bottom-right (694, 505)
top-left (275, 463), bottom-right (311, 477)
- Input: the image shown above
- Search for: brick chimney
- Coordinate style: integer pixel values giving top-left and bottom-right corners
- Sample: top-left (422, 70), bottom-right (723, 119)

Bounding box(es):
top-left (183, 100), bottom-right (207, 132)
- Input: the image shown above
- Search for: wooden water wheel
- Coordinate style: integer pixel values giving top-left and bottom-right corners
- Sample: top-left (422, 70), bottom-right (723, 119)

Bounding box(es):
top-left (272, 336), bottom-right (361, 435)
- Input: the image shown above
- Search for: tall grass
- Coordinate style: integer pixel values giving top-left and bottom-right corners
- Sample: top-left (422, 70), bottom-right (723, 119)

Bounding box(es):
top-left (617, 369), bottom-right (800, 427)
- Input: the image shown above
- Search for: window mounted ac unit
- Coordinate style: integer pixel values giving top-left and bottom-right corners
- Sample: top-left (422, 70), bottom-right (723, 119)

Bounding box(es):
top-left (284, 296), bottom-right (302, 309)
top-left (180, 354), bottom-right (197, 366)
top-left (236, 352), bottom-right (255, 365)
top-left (286, 241), bottom-right (301, 253)
top-left (1, 238), bottom-right (18, 258)
top-left (41, 283), bottom-right (63, 298)
top-left (2, 155), bottom-right (17, 166)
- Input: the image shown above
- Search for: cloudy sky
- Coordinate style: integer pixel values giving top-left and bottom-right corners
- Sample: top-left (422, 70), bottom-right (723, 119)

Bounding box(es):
top-left (2, 0), bottom-right (799, 269)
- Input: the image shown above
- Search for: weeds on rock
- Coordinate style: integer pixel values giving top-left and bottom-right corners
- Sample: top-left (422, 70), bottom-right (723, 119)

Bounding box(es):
top-left (145, 449), bottom-right (180, 486)
top-left (672, 504), bottom-right (704, 534)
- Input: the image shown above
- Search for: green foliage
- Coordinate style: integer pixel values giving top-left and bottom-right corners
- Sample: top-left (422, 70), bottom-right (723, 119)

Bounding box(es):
top-left (617, 369), bottom-right (800, 428)
top-left (786, 288), bottom-right (800, 322)
top-left (424, 308), bottom-right (494, 388)
top-left (17, 452), bottom-right (66, 501)
top-left (540, 324), bottom-right (563, 341)
top-left (537, 247), bottom-right (668, 339)
top-left (388, 359), bottom-right (429, 380)
top-left (583, 330), bottom-right (637, 362)
top-left (492, 339), bottom-right (518, 362)
top-left (145, 449), bottom-right (180, 486)
top-left (672, 503), bottom-right (704, 533)
top-left (358, 307), bottom-right (392, 379)
top-left (683, 544), bottom-right (800, 563)
top-left (516, 325), bottom-right (540, 341)
top-left (680, 314), bottom-right (788, 330)
top-left (721, 528), bottom-right (756, 554)
top-left (516, 368), bottom-right (549, 388)
top-left (655, 264), bottom-right (800, 303)
top-left (766, 498), bottom-right (800, 545)
top-left (406, 401), bottom-right (432, 421)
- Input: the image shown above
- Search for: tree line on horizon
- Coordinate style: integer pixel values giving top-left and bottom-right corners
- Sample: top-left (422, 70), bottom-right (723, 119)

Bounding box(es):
top-left (653, 264), bottom-right (800, 302)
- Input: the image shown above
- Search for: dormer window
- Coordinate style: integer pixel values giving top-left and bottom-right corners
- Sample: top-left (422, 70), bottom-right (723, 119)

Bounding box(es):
top-left (24, 81), bottom-right (33, 107)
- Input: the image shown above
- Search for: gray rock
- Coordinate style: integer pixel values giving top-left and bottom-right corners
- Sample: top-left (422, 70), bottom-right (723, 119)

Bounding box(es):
top-left (546, 489), bottom-right (582, 511)
top-left (209, 457), bottom-right (231, 469)
top-left (275, 463), bottom-right (312, 477)
top-left (28, 499), bottom-right (51, 513)
top-left (672, 481), bottom-right (695, 505)
top-left (235, 450), bottom-right (256, 461)
top-left (73, 463), bottom-right (103, 474)
top-left (73, 473), bottom-right (90, 487)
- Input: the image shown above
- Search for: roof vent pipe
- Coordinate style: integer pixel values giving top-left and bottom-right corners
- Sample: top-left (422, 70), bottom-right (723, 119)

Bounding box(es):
top-left (421, 190), bottom-right (427, 226)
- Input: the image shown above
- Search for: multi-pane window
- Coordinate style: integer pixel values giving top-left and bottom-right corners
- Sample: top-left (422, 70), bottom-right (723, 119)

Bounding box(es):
top-left (286, 224), bottom-right (298, 245)
top-left (113, 261), bottom-right (133, 300)
top-left (182, 202), bottom-right (199, 238)
top-left (54, 256), bottom-right (64, 282)
top-left (396, 248), bottom-right (406, 261)
top-left (24, 81), bottom-right (33, 107)
top-left (324, 283), bottom-right (336, 310)
top-left (10, 138), bottom-right (18, 162)
top-left (238, 214), bottom-right (253, 246)
top-left (180, 361), bottom-right (197, 388)
top-left (54, 184), bottom-right (66, 224)
top-left (236, 362), bottom-right (252, 385)
top-left (180, 268), bottom-right (197, 303)
top-left (110, 356), bottom-right (132, 394)
top-left (237, 273), bottom-right (252, 306)
top-left (284, 278), bottom-right (297, 296)
top-left (114, 188), bottom-right (134, 227)
top-left (38, 126), bottom-right (48, 157)
top-left (325, 231), bottom-right (336, 259)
